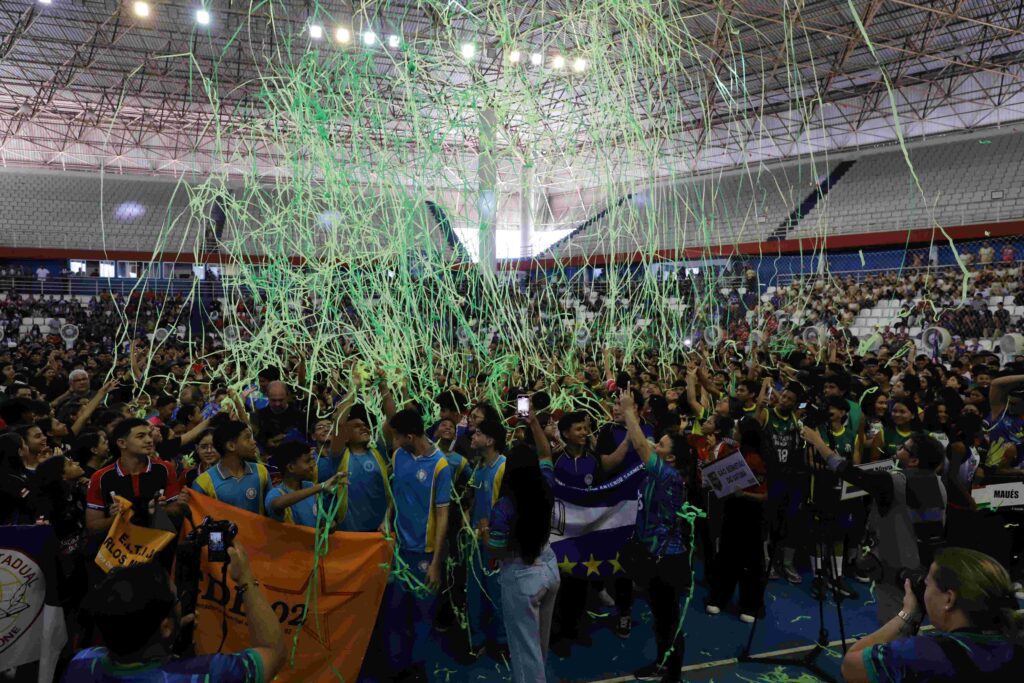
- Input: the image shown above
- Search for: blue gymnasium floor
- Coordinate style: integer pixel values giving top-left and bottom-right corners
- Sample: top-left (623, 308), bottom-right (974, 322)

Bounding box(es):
top-left (419, 562), bottom-right (880, 682)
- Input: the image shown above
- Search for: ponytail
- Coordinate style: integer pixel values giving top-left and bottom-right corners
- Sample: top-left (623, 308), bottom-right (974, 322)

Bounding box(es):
top-left (933, 547), bottom-right (1024, 646)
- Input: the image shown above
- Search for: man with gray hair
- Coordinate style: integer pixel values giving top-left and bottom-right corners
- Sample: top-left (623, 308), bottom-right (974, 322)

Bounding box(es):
top-left (50, 367), bottom-right (92, 409)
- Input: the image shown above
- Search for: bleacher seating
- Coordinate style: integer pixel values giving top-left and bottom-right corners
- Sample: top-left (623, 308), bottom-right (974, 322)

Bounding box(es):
top-left (797, 132), bottom-right (1024, 235)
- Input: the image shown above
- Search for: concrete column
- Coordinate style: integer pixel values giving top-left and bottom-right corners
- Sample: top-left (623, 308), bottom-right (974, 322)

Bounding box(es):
top-left (477, 107), bottom-right (497, 276)
top-left (519, 159), bottom-right (534, 259)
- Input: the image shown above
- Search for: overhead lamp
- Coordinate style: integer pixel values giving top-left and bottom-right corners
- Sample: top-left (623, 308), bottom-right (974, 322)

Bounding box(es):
top-left (572, 57), bottom-right (587, 72)
top-left (387, 34), bottom-right (400, 48)
top-left (132, 1), bottom-right (150, 17)
top-left (362, 31), bottom-right (376, 46)
top-left (552, 54), bottom-right (565, 69)
top-left (195, 8), bottom-right (211, 26)
top-left (508, 50), bottom-right (521, 63)
top-left (460, 43), bottom-right (476, 60)
top-left (37, 0), bottom-right (52, 5)
top-left (309, 24), bottom-right (324, 40)
top-left (335, 27), bottom-right (351, 44)
top-left (529, 52), bottom-right (542, 66)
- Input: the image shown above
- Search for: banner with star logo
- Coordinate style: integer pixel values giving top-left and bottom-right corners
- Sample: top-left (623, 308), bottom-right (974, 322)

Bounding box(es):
top-left (188, 492), bottom-right (392, 682)
top-left (549, 460), bottom-right (645, 578)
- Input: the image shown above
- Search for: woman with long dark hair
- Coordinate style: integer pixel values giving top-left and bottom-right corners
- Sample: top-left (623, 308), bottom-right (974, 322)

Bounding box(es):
top-left (482, 424), bottom-right (559, 683)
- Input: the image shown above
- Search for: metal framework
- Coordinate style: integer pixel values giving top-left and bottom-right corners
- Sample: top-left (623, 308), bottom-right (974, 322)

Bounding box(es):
top-left (0, 0), bottom-right (1022, 193)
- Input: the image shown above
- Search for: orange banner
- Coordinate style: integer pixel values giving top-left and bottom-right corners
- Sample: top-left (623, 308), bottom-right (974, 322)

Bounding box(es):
top-left (95, 495), bottom-right (176, 573)
top-left (187, 492), bottom-right (393, 682)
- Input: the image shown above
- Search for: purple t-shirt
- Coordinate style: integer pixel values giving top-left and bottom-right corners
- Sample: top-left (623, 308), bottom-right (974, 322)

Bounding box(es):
top-left (63, 647), bottom-right (264, 682)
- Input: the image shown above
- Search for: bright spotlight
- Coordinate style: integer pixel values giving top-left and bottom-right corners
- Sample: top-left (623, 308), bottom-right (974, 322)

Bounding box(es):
top-left (508, 50), bottom-right (521, 63)
top-left (460, 43), bottom-right (476, 60)
top-left (362, 31), bottom-right (376, 46)
top-left (37, 0), bottom-right (52, 5)
top-left (132, 1), bottom-right (150, 17)
top-left (195, 9), bottom-right (211, 26)
top-left (335, 27), bottom-right (351, 44)
top-left (529, 52), bottom-right (542, 66)
top-left (552, 54), bottom-right (565, 69)
top-left (387, 34), bottom-right (400, 48)
top-left (572, 57), bottom-right (587, 72)
top-left (309, 24), bottom-right (324, 40)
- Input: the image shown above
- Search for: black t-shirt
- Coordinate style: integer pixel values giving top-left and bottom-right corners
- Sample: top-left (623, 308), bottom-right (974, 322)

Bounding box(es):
top-left (253, 405), bottom-right (309, 444)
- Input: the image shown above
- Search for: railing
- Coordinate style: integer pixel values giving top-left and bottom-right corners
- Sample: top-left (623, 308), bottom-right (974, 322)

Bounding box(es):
top-left (0, 275), bottom-right (228, 299)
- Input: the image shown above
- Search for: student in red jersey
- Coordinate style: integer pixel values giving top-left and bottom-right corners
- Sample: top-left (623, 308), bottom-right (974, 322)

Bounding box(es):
top-left (85, 417), bottom-right (190, 535)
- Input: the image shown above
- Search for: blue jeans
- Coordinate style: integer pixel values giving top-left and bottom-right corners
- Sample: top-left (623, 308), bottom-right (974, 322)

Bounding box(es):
top-left (499, 547), bottom-right (560, 683)
top-left (384, 550), bottom-right (436, 672)
top-left (467, 548), bottom-right (506, 648)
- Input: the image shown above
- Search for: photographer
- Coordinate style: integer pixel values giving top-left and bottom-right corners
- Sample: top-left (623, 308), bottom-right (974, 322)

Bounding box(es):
top-left (842, 547), bottom-right (1024, 681)
top-left (64, 543), bottom-right (285, 682)
top-left (802, 427), bottom-right (946, 623)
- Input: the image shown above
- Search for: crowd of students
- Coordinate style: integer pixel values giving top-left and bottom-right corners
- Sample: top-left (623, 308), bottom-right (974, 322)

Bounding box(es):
top-left (2, 262), bottom-right (1024, 682)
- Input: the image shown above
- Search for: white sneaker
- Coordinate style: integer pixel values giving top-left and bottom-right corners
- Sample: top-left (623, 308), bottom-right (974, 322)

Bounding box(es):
top-left (705, 604), bottom-right (721, 615)
top-left (597, 588), bottom-right (616, 608)
top-left (1013, 582), bottom-right (1024, 600)
top-left (739, 613), bottom-right (756, 624)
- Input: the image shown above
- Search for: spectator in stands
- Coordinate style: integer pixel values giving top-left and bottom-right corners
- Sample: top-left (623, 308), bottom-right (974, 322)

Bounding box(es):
top-left (35, 265), bottom-right (50, 281)
top-left (65, 546), bottom-right (286, 682)
top-left (978, 241), bottom-right (995, 265)
top-left (1001, 243), bottom-right (1016, 263)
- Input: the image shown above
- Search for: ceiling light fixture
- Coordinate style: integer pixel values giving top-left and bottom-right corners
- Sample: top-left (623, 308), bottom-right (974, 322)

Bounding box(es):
top-left (552, 54), bottom-right (565, 69)
top-left (460, 43), bottom-right (476, 60)
top-left (509, 50), bottom-right (521, 63)
top-left (529, 52), bottom-right (542, 66)
top-left (132, 1), bottom-right (150, 17)
top-left (335, 27), bottom-right (351, 44)
top-left (362, 31), bottom-right (376, 46)
top-left (387, 34), bottom-right (400, 48)
top-left (195, 8), bottom-right (211, 26)
top-left (309, 24), bottom-right (324, 40)
top-left (572, 57), bottom-right (587, 72)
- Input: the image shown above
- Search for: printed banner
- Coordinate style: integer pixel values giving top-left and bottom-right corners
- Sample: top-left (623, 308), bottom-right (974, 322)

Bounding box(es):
top-left (188, 492), bottom-right (393, 682)
top-left (550, 459), bottom-right (645, 578)
top-left (95, 495), bottom-right (177, 573)
top-left (702, 451), bottom-right (758, 498)
top-left (841, 459), bottom-right (897, 500)
top-left (0, 525), bottom-right (68, 683)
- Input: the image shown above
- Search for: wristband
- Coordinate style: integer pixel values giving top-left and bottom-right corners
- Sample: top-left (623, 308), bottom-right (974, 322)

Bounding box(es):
top-left (237, 579), bottom-right (260, 597)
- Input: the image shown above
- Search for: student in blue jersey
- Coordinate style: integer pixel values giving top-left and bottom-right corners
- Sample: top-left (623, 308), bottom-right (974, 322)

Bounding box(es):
top-left (191, 418), bottom-right (270, 515)
top-left (434, 415), bottom-right (472, 635)
top-left (460, 419), bottom-right (509, 663)
top-left (318, 401), bottom-right (391, 532)
top-left (265, 441), bottom-right (346, 529)
top-left (382, 408), bottom-right (452, 681)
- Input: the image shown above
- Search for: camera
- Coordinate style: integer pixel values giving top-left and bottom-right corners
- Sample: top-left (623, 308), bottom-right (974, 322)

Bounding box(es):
top-left (187, 516), bottom-right (238, 564)
top-left (896, 567), bottom-right (928, 609)
top-left (799, 398), bottom-right (830, 429)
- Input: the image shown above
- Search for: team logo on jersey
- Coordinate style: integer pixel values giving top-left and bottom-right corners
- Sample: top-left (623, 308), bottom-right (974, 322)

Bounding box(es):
top-left (584, 473), bottom-right (593, 486)
top-left (418, 560), bottom-right (431, 574)
top-left (245, 487), bottom-right (257, 500)
top-left (416, 469), bottom-right (428, 482)
top-left (363, 460), bottom-right (376, 473)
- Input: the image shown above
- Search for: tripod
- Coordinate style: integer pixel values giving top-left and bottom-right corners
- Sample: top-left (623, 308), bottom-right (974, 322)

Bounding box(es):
top-left (738, 451), bottom-right (849, 682)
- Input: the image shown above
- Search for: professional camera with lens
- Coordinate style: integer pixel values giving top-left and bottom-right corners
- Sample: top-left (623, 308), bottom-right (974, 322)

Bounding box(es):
top-left (175, 517), bottom-right (238, 617)
top-left (799, 398), bottom-right (830, 429)
top-left (896, 567), bottom-right (928, 608)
